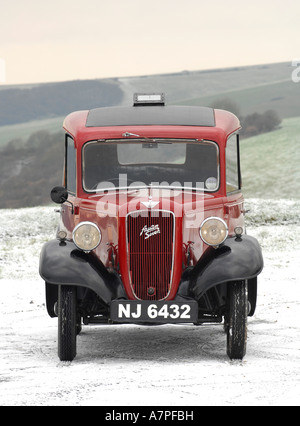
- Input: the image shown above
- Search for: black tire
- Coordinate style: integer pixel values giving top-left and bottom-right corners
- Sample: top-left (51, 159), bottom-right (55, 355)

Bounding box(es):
top-left (76, 314), bottom-right (82, 336)
top-left (58, 285), bottom-right (77, 361)
top-left (226, 280), bottom-right (248, 360)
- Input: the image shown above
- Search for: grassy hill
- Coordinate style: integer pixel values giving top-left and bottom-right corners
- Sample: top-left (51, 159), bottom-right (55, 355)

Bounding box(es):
top-left (0, 116), bottom-right (65, 149)
top-left (176, 80), bottom-right (299, 119)
top-left (240, 116), bottom-right (300, 200)
top-left (118, 62), bottom-right (298, 118)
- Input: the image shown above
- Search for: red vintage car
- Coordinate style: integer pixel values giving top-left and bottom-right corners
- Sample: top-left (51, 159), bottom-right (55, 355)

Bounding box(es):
top-left (39, 94), bottom-right (263, 361)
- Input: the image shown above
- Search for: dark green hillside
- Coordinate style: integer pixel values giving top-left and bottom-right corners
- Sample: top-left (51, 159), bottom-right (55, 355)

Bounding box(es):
top-left (0, 79), bottom-right (123, 126)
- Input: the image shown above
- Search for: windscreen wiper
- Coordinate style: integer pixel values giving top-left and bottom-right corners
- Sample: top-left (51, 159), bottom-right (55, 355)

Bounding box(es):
top-left (122, 133), bottom-right (171, 144)
top-left (122, 132), bottom-right (154, 141)
top-left (122, 132), bottom-right (142, 138)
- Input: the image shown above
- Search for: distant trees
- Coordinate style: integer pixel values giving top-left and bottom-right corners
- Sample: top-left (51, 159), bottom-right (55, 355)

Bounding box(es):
top-left (241, 110), bottom-right (281, 137)
top-left (210, 98), bottom-right (281, 138)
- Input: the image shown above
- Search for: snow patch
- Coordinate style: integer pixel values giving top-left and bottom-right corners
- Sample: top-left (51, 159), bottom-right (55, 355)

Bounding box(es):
top-left (0, 200), bottom-right (299, 406)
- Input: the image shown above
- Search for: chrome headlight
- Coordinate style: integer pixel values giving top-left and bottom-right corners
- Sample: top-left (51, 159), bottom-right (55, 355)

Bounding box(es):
top-left (200, 217), bottom-right (228, 247)
top-left (72, 222), bottom-right (101, 252)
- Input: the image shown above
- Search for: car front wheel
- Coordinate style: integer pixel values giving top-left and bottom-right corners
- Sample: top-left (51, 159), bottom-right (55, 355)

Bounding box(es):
top-left (226, 280), bottom-right (248, 360)
top-left (58, 285), bottom-right (77, 361)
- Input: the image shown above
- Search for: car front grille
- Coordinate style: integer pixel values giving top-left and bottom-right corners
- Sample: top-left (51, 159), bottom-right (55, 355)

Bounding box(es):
top-left (127, 210), bottom-right (174, 300)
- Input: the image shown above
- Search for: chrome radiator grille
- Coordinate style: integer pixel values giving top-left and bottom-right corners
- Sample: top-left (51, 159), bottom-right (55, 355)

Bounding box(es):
top-left (127, 211), bottom-right (174, 300)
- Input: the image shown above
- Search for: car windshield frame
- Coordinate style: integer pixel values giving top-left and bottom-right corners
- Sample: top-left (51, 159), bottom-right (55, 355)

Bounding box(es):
top-left (81, 138), bottom-right (220, 193)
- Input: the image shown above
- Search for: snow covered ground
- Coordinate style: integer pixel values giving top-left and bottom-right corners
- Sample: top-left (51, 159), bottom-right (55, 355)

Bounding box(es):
top-left (0, 200), bottom-right (299, 406)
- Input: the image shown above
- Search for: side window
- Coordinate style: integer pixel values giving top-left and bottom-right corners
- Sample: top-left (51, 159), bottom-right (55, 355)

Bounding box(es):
top-left (66, 135), bottom-right (76, 194)
top-left (226, 134), bottom-right (241, 194)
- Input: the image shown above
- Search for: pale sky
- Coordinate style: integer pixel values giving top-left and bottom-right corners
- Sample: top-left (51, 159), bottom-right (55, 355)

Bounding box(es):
top-left (0, 0), bottom-right (299, 85)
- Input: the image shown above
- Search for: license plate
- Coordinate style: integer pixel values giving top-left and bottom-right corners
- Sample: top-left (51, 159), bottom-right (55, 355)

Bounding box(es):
top-left (110, 300), bottom-right (198, 323)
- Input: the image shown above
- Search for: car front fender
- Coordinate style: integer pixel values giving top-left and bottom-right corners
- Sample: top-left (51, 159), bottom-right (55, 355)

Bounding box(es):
top-left (39, 239), bottom-right (127, 306)
top-left (190, 235), bottom-right (263, 301)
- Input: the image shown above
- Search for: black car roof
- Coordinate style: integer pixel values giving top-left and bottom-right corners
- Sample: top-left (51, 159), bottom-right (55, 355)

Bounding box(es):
top-left (86, 105), bottom-right (216, 128)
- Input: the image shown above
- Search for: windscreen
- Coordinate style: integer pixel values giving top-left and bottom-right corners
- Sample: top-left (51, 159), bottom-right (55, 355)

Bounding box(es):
top-left (82, 139), bottom-right (219, 192)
